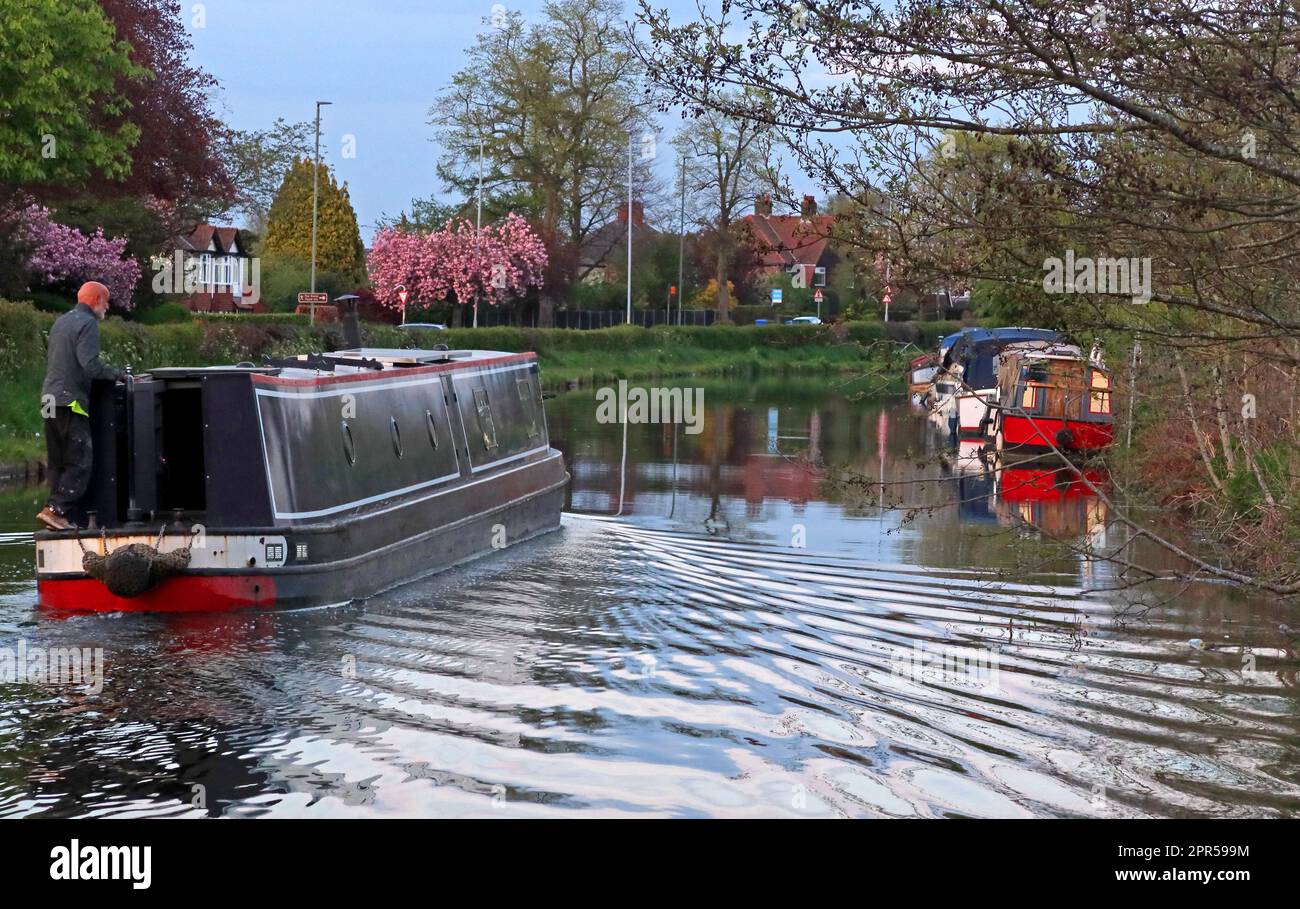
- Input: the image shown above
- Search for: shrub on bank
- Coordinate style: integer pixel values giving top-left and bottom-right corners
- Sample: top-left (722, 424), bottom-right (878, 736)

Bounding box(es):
top-left (0, 300), bottom-right (966, 370)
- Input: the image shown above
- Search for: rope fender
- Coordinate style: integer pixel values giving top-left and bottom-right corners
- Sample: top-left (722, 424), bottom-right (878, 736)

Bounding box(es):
top-left (78, 526), bottom-right (196, 598)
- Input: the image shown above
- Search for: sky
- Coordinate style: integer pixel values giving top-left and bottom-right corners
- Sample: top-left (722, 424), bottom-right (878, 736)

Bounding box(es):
top-left (186, 0), bottom-right (729, 241)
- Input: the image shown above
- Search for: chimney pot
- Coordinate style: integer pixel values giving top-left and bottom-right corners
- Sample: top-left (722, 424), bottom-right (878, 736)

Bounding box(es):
top-left (755, 193), bottom-right (773, 217)
top-left (800, 194), bottom-right (817, 216)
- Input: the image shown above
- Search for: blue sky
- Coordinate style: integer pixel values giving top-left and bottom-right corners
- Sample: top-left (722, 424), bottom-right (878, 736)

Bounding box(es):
top-left (187, 0), bottom-right (719, 240)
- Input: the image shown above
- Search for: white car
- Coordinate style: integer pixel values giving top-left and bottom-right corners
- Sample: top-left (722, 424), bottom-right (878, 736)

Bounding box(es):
top-left (785, 315), bottom-right (822, 325)
top-left (397, 322), bottom-right (447, 331)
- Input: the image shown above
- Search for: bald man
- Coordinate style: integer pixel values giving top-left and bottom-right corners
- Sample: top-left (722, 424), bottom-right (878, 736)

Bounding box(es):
top-left (37, 282), bottom-right (126, 531)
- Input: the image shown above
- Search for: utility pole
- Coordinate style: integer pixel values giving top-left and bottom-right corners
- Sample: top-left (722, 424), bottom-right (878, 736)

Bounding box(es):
top-left (677, 152), bottom-right (686, 326)
top-left (310, 100), bottom-right (332, 323)
top-left (626, 132), bottom-right (633, 325)
top-left (475, 137), bottom-right (484, 329)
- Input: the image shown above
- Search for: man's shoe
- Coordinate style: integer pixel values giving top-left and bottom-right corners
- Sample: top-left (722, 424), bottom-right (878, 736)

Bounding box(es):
top-left (36, 506), bottom-right (75, 531)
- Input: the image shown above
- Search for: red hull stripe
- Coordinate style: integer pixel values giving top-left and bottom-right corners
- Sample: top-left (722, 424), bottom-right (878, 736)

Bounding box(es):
top-left (38, 575), bottom-right (276, 613)
top-left (251, 352), bottom-right (536, 389)
top-left (1002, 415), bottom-right (1113, 449)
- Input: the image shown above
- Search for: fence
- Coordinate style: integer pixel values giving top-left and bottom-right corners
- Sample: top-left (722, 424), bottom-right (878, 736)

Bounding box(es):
top-left (471, 308), bottom-right (718, 329)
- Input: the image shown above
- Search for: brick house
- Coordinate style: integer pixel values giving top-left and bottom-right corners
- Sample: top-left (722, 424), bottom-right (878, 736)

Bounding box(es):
top-left (171, 224), bottom-right (265, 313)
top-left (742, 194), bottom-right (837, 290)
top-left (578, 201), bottom-right (660, 283)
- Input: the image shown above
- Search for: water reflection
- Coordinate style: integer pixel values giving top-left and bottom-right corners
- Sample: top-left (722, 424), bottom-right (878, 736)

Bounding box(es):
top-left (0, 378), bottom-right (1296, 818)
top-left (550, 378), bottom-right (1116, 583)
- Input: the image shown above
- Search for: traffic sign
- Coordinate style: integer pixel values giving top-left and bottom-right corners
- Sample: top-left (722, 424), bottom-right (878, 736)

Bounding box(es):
top-left (298, 292), bottom-right (329, 304)
top-left (813, 288), bottom-right (824, 303)
top-left (770, 288), bottom-right (783, 304)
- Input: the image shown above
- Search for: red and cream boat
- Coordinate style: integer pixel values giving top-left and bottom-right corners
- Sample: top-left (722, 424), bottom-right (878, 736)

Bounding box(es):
top-left (990, 348), bottom-right (1115, 454)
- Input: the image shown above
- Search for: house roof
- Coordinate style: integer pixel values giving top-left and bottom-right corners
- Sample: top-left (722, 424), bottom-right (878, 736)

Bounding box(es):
top-left (578, 217), bottom-right (659, 270)
top-left (743, 213), bottom-right (835, 267)
top-left (179, 224), bottom-right (245, 255)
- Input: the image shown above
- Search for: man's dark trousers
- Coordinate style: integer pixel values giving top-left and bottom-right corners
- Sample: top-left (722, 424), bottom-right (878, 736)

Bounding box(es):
top-left (45, 406), bottom-right (93, 516)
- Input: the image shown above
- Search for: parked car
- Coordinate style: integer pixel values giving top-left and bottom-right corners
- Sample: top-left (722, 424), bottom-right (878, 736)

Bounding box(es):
top-left (397, 322), bottom-right (447, 331)
top-left (785, 315), bottom-right (822, 325)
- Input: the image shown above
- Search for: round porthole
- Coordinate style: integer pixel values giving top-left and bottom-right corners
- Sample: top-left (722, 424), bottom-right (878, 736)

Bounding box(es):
top-left (341, 421), bottom-right (356, 466)
top-left (425, 409), bottom-right (438, 449)
top-left (390, 416), bottom-right (403, 458)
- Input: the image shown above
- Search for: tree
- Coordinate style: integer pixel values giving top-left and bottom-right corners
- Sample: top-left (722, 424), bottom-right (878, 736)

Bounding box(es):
top-left (12, 204), bottom-right (142, 307)
top-left (263, 158), bottom-right (366, 280)
top-left (215, 118), bottom-right (314, 229)
top-left (430, 0), bottom-right (657, 324)
top-left (375, 195), bottom-right (461, 234)
top-left (0, 0), bottom-right (140, 186)
top-left (85, 0), bottom-right (233, 206)
top-left (636, 0), bottom-right (1300, 594)
top-left (673, 97), bottom-right (775, 322)
top-left (367, 213), bottom-right (548, 321)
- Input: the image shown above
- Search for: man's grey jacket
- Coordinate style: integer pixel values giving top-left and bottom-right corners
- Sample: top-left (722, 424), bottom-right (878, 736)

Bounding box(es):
top-left (41, 303), bottom-right (124, 413)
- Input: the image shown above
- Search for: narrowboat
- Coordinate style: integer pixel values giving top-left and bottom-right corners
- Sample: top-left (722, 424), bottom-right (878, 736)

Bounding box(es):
top-left (990, 349), bottom-right (1115, 454)
top-left (34, 347), bottom-right (569, 612)
top-left (930, 328), bottom-right (1066, 437)
top-left (907, 352), bottom-right (940, 400)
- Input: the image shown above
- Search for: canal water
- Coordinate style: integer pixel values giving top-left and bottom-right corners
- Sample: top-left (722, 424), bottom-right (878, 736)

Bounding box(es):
top-left (0, 376), bottom-right (1296, 817)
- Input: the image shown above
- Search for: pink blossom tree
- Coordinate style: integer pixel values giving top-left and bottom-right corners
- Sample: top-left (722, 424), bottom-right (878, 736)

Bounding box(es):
top-left (368, 212), bottom-right (547, 315)
top-left (13, 204), bottom-right (142, 308)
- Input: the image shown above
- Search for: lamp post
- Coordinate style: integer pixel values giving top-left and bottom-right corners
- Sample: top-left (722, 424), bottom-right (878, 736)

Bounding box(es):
top-left (626, 132), bottom-right (633, 325)
top-left (475, 137), bottom-right (484, 329)
top-left (310, 100), bottom-right (333, 324)
top-left (677, 152), bottom-right (686, 325)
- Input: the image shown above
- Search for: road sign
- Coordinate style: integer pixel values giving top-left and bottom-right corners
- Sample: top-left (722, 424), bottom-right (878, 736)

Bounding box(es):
top-left (298, 292), bottom-right (329, 304)
top-left (397, 288), bottom-right (409, 306)
top-left (813, 288), bottom-right (824, 303)
top-left (771, 288), bottom-right (783, 305)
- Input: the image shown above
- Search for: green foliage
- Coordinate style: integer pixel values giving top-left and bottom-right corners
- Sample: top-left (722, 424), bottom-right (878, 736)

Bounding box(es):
top-left (431, 0), bottom-right (653, 296)
top-left (0, 297), bottom-right (935, 464)
top-left (190, 312), bottom-right (310, 325)
top-left (217, 118), bottom-right (314, 223)
top-left (568, 281), bottom-right (627, 311)
top-left (263, 158), bottom-right (366, 279)
top-left (258, 252), bottom-right (359, 313)
top-left (971, 278), bottom-right (1062, 326)
top-left (132, 302), bottom-right (191, 325)
top-left (0, 0), bottom-right (142, 184)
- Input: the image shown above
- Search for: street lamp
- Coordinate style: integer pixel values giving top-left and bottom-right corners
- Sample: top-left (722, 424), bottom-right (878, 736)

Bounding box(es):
top-left (626, 132), bottom-right (633, 325)
top-left (475, 137), bottom-right (484, 329)
top-left (310, 100), bottom-right (333, 323)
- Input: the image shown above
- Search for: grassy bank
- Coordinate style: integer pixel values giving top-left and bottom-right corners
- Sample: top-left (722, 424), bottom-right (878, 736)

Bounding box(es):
top-left (0, 299), bottom-right (963, 467)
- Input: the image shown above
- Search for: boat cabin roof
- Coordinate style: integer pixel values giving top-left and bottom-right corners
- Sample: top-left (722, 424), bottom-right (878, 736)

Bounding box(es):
top-left (144, 349), bottom-right (536, 386)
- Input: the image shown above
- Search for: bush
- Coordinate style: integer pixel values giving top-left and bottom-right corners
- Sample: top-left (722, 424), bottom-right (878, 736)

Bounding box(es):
top-left (133, 302), bottom-right (192, 325)
top-left (192, 312), bottom-right (310, 326)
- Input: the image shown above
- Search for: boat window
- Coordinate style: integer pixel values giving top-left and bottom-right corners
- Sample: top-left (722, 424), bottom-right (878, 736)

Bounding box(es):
top-left (1024, 363), bottom-right (1049, 383)
top-left (1089, 370), bottom-right (1112, 414)
top-left (517, 377), bottom-right (539, 438)
top-left (390, 416), bottom-right (403, 458)
top-left (341, 421), bottom-right (356, 466)
top-left (1021, 384), bottom-right (1039, 410)
top-left (424, 409), bottom-right (438, 450)
top-left (473, 388), bottom-right (498, 450)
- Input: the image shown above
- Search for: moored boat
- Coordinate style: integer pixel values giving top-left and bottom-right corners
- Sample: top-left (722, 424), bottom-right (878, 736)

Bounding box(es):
top-left (934, 327), bottom-right (1066, 437)
top-left (35, 347), bottom-right (569, 612)
top-left (990, 348), bottom-right (1115, 454)
top-left (907, 352), bottom-right (940, 400)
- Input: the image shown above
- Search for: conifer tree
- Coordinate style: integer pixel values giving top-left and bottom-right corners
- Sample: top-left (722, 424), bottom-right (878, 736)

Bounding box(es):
top-left (263, 157), bottom-right (365, 279)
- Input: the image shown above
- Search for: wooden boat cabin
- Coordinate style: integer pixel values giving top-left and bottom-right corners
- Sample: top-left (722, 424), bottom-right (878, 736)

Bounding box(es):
top-left (991, 349), bottom-right (1115, 454)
